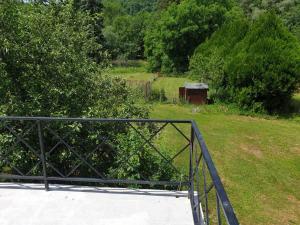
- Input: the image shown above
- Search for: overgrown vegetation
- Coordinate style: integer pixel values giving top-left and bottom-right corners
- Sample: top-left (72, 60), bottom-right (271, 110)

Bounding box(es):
top-left (239, 0), bottom-right (300, 40)
top-left (224, 12), bottom-right (300, 113)
top-left (145, 0), bottom-right (231, 73)
top-left (102, 0), bottom-right (300, 113)
top-left (0, 0), bottom-right (177, 186)
top-left (101, 0), bottom-right (300, 114)
top-left (189, 7), bottom-right (250, 93)
top-left (190, 9), bottom-right (300, 113)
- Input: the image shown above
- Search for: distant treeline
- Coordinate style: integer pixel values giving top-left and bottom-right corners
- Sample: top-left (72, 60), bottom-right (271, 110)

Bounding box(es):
top-left (1, 0), bottom-right (300, 114)
top-left (103, 0), bottom-right (300, 113)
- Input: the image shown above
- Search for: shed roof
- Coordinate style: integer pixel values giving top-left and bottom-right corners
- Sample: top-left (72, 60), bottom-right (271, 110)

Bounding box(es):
top-left (184, 83), bottom-right (208, 90)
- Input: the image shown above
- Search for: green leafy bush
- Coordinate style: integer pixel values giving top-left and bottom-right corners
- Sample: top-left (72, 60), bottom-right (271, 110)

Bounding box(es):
top-left (102, 0), bottom-right (152, 60)
top-left (0, 1), bottom-right (178, 185)
top-left (112, 128), bottom-right (178, 183)
top-left (0, 1), bottom-right (102, 116)
top-left (145, 0), bottom-right (230, 73)
top-left (224, 12), bottom-right (300, 113)
top-left (190, 9), bottom-right (300, 113)
top-left (0, 1), bottom-right (147, 118)
top-left (189, 7), bottom-right (249, 97)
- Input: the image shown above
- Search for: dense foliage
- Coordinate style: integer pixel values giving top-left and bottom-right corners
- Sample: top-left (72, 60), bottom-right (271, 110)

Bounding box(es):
top-left (116, 0), bottom-right (158, 14)
top-left (102, 0), bottom-right (153, 60)
top-left (0, 0), bottom-right (145, 118)
top-left (239, 0), bottom-right (300, 40)
top-left (103, 11), bottom-right (151, 60)
top-left (190, 10), bottom-right (300, 113)
top-left (189, 7), bottom-right (249, 87)
top-left (225, 12), bottom-right (300, 113)
top-left (73, 0), bottom-right (105, 61)
top-left (0, 1), bottom-right (180, 185)
top-left (144, 0), bottom-right (231, 73)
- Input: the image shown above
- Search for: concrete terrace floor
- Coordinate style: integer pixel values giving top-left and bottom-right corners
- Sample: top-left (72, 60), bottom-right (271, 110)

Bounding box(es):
top-left (0, 183), bottom-right (194, 225)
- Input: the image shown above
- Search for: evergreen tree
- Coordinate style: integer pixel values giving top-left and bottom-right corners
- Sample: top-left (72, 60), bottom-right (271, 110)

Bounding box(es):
top-left (224, 12), bottom-right (300, 113)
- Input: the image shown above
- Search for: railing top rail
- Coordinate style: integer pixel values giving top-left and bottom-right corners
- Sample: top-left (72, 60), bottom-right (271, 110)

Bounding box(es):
top-left (191, 120), bottom-right (239, 225)
top-left (0, 116), bottom-right (192, 124)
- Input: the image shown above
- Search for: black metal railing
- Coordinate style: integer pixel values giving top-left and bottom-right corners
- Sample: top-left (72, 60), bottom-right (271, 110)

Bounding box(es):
top-left (0, 116), bottom-right (239, 225)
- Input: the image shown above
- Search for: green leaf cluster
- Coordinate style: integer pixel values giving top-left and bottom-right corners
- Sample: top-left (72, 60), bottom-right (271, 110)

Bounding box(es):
top-left (103, 11), bottom-right (151, 60)
top-left (0, 1), bottom-right (147, 118)
top-left (0, 1), bottom-right (178, 185)
top-left (190, 9), bottom-right (300, 113)
top-left (144, 0), bottom-right (231, 73)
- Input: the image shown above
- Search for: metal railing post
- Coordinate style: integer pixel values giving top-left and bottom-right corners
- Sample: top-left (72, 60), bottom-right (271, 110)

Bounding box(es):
top-left (189, 125), bottom-right (200, 224)
top-left (216, 192), bottom-right (222, 225)
top-left (37, 121), bottom-right (49, 191)
top-left (189, 125), bottom-right (195, 194)
top-left (203, 159), bottom-right (209, 225)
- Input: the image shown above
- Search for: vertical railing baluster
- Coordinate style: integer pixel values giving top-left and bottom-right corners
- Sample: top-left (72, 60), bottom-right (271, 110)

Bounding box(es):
top-left (189, 126), bottom-right (195, 189)
top-left (195, 146), bottom-right (202, 221)
top-left (37, 120), bottom-right (49, 191)
top-left (216, 192), bottom-right (222, 225)
top-left (203, 159), bottom-right (209, 225)
top-left (189, 126), bottom-right (196, 219)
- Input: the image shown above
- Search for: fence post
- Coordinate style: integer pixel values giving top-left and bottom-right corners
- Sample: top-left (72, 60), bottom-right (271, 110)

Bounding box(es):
top-left (37, 121), bottom-right (49, 191)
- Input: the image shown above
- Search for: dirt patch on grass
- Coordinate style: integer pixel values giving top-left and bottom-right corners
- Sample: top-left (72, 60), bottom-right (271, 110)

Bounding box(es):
top-left (287, 195), bottom-right (300, 207)
top-left (291, 145), bottom-right (300, 155)
top-left (259, 194), bottom-right (300, 225)
top-left (240, 144), bottom-right (263, 159)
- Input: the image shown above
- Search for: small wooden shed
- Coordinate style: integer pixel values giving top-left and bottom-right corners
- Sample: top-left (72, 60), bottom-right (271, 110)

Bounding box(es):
top-left (179, 83), bottom-right (209, 105)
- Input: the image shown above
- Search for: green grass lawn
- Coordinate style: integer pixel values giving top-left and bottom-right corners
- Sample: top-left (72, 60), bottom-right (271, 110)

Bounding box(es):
top-left (106, 63), bottom-right (300, 224)
top-left (151, 103), bottom-right (300, 225)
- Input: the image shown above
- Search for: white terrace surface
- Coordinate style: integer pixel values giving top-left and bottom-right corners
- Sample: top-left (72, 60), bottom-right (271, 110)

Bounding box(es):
top-left (0, 183), bottom-right (194, 225)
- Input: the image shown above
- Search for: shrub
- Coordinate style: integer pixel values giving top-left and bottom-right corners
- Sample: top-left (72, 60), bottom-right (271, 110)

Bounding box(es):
top-left (224, 12), bottom-right (300, 113)
top-left (190, 9), bottom-right (300, 113)
top-left (112, 128), bottom-right (178, 184)
top-left (0, 1), bottom-right (177, 186)
top-left (144, 0), bottom-right (230, 73)
top-left (0, 1), bottom-right (104, 117)
top-left (103, 11), bottom-right (151, 60)
top-left (189, 7), bottom-right (249, 89)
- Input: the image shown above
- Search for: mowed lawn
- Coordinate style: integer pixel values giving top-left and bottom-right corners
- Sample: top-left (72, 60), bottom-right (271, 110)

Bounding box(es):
top-left (151, 103), bottom-right (300, 225)
top-left (107, 64), bottom-right (300, 224)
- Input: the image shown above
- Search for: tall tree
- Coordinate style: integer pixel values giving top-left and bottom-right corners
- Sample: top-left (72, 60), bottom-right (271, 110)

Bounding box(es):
top-left (238, 0), bottom-right (300, 40)
top-left (73, 0), bottom-right (105, 61)
top-left (224, 12), bottom-right (300, 113)
top-left (145, 0), bottom-right (231, 73)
